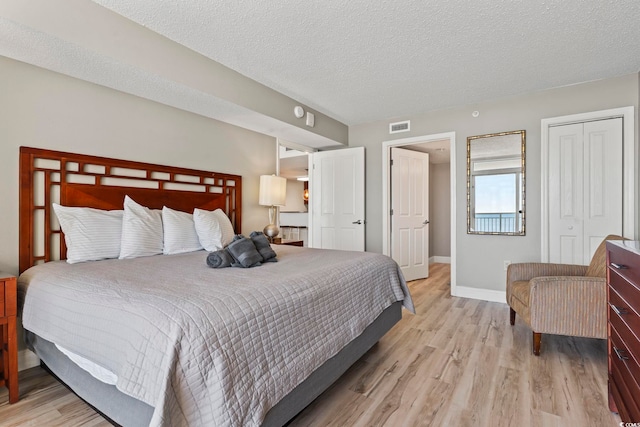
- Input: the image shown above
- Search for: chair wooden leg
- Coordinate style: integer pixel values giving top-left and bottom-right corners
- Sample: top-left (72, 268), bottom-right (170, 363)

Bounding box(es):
top-left (509, 307), bottom-right (516, 325)
top-left (532, 332), bottom-right (541, 356)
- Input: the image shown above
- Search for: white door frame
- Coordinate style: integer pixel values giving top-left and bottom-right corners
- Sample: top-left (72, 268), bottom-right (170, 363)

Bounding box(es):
top-left (382, 131), bottom-right (457, 292)
top-left (541, 106), bottom-right (636, 261)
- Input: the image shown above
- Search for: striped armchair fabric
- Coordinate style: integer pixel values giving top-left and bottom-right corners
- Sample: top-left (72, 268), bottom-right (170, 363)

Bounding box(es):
top-left (506, 234), bottom-right (625, 355)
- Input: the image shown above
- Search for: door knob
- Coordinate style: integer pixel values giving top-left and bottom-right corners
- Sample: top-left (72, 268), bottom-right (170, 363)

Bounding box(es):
top-left (352, 220), bottom-right (363, 225)
top-left (423, 220), bottom-right (430, 225)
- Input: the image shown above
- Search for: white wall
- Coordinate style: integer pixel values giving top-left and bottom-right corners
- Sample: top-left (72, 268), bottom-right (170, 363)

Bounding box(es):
top-left (0, 56), bottom-right (277, 274)
top-left (429, 162), bottom-right (451, 258)
top-left (349, 73), bottom-right (639, 293)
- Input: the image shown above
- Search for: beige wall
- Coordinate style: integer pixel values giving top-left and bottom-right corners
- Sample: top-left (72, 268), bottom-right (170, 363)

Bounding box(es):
top-left (429, 162), bottom-right (451, 258)
top-left (350, 73), bottom-right (639, 293)
top-left (282, 179), bottom-right (307, 212)
top-left (0, 56), bottom-right (277, 275)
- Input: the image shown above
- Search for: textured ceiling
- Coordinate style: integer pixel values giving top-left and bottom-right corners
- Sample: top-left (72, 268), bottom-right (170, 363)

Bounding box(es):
top-left (91, 0), bottom-right (640, 125)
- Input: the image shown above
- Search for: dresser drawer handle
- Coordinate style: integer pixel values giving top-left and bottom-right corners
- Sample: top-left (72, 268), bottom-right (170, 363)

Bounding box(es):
top-left (613, 346), bottom-right (629, 361)
top-left (610, 304), bottom-right (628, 316)
top-left (610, 262), bottom-right (628, 269)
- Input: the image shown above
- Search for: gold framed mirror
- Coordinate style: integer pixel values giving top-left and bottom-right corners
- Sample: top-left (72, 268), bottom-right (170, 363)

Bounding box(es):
top-left (467, 130), bottom-right (525, 235)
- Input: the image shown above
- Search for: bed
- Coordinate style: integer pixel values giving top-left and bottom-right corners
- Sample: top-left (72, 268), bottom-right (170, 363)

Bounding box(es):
top-left (17, 147), bottom-right (413, 426)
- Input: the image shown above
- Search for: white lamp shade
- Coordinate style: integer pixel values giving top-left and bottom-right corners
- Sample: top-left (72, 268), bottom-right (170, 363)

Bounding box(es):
top-left (259, 175), bottom-right (287, 206)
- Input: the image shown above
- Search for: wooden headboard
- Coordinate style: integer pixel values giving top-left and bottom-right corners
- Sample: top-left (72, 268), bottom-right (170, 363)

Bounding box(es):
top-left (19, 147), bottom-right (242, 273)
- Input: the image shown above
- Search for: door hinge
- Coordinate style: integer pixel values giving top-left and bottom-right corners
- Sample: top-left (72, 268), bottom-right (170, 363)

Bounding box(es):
top-left (390, 159), bottom-right (394, 166)
top-left (390, 209), bottom-right (393, 215)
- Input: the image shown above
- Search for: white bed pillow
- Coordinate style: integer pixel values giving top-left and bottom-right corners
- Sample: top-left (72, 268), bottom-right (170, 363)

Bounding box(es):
top-left (193, 208), bottom-right (235, 251)
top-left (52, 203), bottom-right (123, 264)
top-left (119, 196), bottom-right (164, 259)
top-left (162, 206), bottom-right (203, 255)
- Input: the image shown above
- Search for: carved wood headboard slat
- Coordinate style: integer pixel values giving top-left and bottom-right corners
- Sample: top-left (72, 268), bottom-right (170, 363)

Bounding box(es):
top-left (19, 147), bottom-right (242, 273)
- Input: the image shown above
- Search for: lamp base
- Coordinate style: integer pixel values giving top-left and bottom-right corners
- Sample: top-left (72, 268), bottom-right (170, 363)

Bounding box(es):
top-left (263, 224), bottom-right (280, 242)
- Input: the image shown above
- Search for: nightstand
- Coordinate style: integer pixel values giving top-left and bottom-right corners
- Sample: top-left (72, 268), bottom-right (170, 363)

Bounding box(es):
top-left (0, 272), bottom-right (18, 404)
top-left (272, 238), bottom-right (304, 247)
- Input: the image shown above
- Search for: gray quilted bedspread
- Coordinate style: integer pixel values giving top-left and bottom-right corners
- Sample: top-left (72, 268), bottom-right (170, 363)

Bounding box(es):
top-left (19, 245), bottom-right (413, 426)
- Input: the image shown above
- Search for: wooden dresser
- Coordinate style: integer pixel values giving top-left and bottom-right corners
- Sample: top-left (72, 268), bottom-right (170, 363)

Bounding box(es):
top-left (606, 240), bottom-right (640, 422)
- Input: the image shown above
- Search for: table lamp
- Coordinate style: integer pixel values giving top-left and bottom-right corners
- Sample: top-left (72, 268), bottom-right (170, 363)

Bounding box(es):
top-left (259, 175), bottom-right (287, 241)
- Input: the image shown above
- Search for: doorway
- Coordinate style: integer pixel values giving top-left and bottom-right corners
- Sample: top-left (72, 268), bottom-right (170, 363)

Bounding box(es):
top-left (382, 132), bottom-right (456, 290)
top-left (278, 141), bottom-right (366, 251)
top-left (277, 139), bottom-right (316, 247)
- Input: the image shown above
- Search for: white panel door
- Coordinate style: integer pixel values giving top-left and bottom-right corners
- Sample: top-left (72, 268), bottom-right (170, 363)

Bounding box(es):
top-left (391, 148), bottom-right (430, 281)
top-left (549, 123), bottom-right (584, 264)
top-left (583, 119), bottom-right (623, 259)
top-left (548, 118), bottom-right (622, 264)
top-left (309, 147), bottom-right (365, 251)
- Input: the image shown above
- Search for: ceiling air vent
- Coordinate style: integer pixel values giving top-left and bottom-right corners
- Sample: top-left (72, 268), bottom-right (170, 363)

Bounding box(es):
top-left (389, 120), bottom-right (410, 134)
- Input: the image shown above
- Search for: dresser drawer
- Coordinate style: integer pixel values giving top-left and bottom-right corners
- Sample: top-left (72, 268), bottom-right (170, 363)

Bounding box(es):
top-left (611, 361), bottom-right (640, 422)
top-left (610, 325), bottom-right (640, 421)
top-left (0, 277), bottom-right (16, 318)
top-left (609, 269), bottom-right (640, 311)
top-left (609, 244), bottom-right (640, 289)
top-left (610, 375), bottom-right (633, 423)
top-left (0, 280), bottom-right (4, 317)
top-left (609, 286), bottom-right (640, 354)
top-left (610, 301), bottom-right (640, 367)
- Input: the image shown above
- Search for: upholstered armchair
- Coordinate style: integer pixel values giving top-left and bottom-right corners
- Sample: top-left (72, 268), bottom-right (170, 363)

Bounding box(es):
top-left (506, 234), bottom-right (625, 355)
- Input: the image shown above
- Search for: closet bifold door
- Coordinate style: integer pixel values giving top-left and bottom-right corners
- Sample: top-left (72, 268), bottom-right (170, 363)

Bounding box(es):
top-left (548, 118), bottom-right (623, 265)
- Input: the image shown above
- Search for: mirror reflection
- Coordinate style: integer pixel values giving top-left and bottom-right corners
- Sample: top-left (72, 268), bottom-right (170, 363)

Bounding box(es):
top-left (467, 130), bottom-right (525, 235)
top-left (277, 142), bottom-right (310, 246)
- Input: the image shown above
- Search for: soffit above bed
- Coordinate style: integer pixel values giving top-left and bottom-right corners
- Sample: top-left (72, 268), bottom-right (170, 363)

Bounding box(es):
top-left (0, 0), bottom-right (347, 149)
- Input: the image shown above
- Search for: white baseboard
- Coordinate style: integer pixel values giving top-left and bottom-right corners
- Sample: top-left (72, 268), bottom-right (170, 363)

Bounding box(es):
top-left (452, 286), bottom-right (506, 304)
top-left (19, 349), bottom-right (40, 371)
top-left (429, 256), bottom-right (451, 264)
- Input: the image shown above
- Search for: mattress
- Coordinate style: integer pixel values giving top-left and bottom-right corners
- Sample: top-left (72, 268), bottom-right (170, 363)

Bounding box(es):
top-left (19, 245), bottom-right (413, 426)
top-left (56, 343), bottom-right (118, 385)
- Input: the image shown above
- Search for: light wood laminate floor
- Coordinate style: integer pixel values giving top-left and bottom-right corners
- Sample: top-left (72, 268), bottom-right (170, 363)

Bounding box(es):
top-left (0, 264), bottom-right (621, 426)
